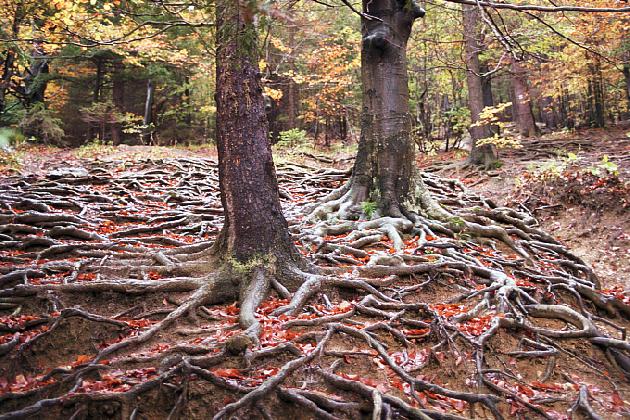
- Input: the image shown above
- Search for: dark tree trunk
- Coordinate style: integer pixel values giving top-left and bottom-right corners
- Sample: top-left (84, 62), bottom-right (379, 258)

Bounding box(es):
top-left (510, 57), bottom-right (539, 137)
top-left (587, 55), bottom-right (605, 128)
top-left (540, 95), bottom-right (557, 130)
top-left (624, 64), bottom-right (630, 110)
top-left (142, 79), bottom-right (154, 144)
top-left (23, 43), bottom-right (50, 106)
top-left (93, 59), bottom-right (103, 102)
top-left (343, 0), bottom-right (425, 218)
top-left (480, 63), bottom-right (494, 108)
top-left (111, 60), bottom-right (125, 145)
top-left (213, 0), bottom-right (299, 265)
top-left (184, 75), bottom-right (192, 126)
top-left (0, 5), bottom-right (22, 119)
top-left (462, 5), bottom-right (498, 167)
top-left (0, 49), bottom-right (16, 119)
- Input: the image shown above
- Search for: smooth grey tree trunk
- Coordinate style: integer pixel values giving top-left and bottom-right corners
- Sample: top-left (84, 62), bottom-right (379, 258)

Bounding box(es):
top-left (142, 79), bottom-right (154, 143)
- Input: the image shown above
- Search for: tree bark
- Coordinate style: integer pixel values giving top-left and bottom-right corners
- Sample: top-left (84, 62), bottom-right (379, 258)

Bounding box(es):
top-left (23, 43), bottom-right (49, 106)
top-left (510, 57), bottom-right (539, 137)
top-left (587, 55), bottom-right (605, 128)
top-left (0, 3), bottom-right (22, 119)
top-left (0, 48), bottom-right (16, 119)
top-left (287, 24), bottom-right (298, 129)
top-left (462, 5), bottom-right (498, 167)
top-left (93, 58), bottom-right (103, 103)
top-left (213, 0), bottom-right (299, 265)
top-left (344, 0), bottom-right (425, 218)
top-left (142, 79), bottom-right (154, 144)
top-left (111, 59), bottom-right (125, 145)
top-left (623, 64), bottom-right (630, 111)
top-left (480, 63), bottom-right (494, 108)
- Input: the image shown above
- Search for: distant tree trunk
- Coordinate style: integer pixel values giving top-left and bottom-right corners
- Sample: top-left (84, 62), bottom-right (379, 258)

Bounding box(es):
top-left (480, 61), bottom-right (500, 138)
top-left (0, 5), bottom-right (22, 119)
top-left (624, 64), bottom-right (630, 109)
top-left (0, 48), bottom-right (16, 118)
top-left (462, 5), bottom-right (498, 167)
top-left (264, 95), bottom-right (280, 143)
top-left (23, 43), bottom-right (49, 106)
top-left (184, 75), bottom-right (192, 126)
top-left (287, 25), bottom-right (298, 129)
top-left (587, 55), bottom-right (605, 128)
top-left (93, 59), bottom-right (103, 103)
top-left (480, 63), bottom-right (494, 108)
top-left (142, 79), bottom-right (154, 144)
top-left (111, 60), bottom-right (125, 145)
top-left (510, 57), bottom-right (539, 137)
top-left (339, 0), bottom-right (425, 218)
top-left (540, 95), bottom-right (557, 129)
top-left (213, 0), bottom-right (300, 265)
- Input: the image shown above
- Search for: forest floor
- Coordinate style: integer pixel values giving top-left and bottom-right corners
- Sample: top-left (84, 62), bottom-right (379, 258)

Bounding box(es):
top-left (3, 126), bottom-right (627, 290)
top-left (0, 126), bottom-right (628, 419)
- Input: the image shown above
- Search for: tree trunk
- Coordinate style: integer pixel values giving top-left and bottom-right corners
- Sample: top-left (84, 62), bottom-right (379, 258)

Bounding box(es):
top-left (0, 49), bottom-right (16, 119)
top-left (462, 5), bottom-right (498, 167)
top-left (142, 79), bottom-right (154, 144)
top-left (23, 43), bottom-right (50, 106)
top-left (480, 63), bottom-right (494, 108)
top-left (342, 0), bottom-right (425, 218)
top-left (111, 60), bottom-right (125, 145)
top-left (213, 0), bottom-right (299, 265)
top-left (540, 95), bottom-right (557, 130)
top-left (0, 5), bottom-right (22, 119)
top-left (287, 25), bottom-right (298, 129)
top-left (510, 57), bottom-right (539, 137)
top-left (93, 58), bottom-right (103, 103)
top-left (587, 55), bottom-right (605, 128)
top-left (624, 64), bottom-right (630, 110)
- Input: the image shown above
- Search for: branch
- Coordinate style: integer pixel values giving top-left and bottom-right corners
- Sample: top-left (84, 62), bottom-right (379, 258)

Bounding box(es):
top-left (446, 0), bottom-right (630, 13)
top-left (337, 0), bottom-right (383, 21)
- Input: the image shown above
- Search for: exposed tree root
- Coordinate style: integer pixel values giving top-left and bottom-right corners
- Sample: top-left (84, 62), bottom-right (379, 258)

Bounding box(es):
top-left (0, 157), bottom-right (628, 419)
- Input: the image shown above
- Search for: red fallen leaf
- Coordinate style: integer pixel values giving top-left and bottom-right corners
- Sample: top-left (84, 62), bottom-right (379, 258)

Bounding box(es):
top-left (338, 372), bottom-right (378, 388)
top-left (612, 391), bottom-right (625, 407)
top-left (77, 272), bottom-right (96, 282)
top-left (225, 303), bottom-right (240, 316)
top-left (124, 319), bottom-right (154, 328)
top-left (151, 343), bottom-right (170, 352)
top-left (148, 271), bottom-right (162, 280)
top-left (73, 354), bottom-right (92, 366)
top-left (404, 328), bottom-right (429, 336)
top-left (213, 368), bottom-right (243, 379)
top-left (416, 391), bottom-right (428, 407)
top-left (452, 399), bottom-right (466, 412)
top-left (517, 384), bottom-right (535, 397)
